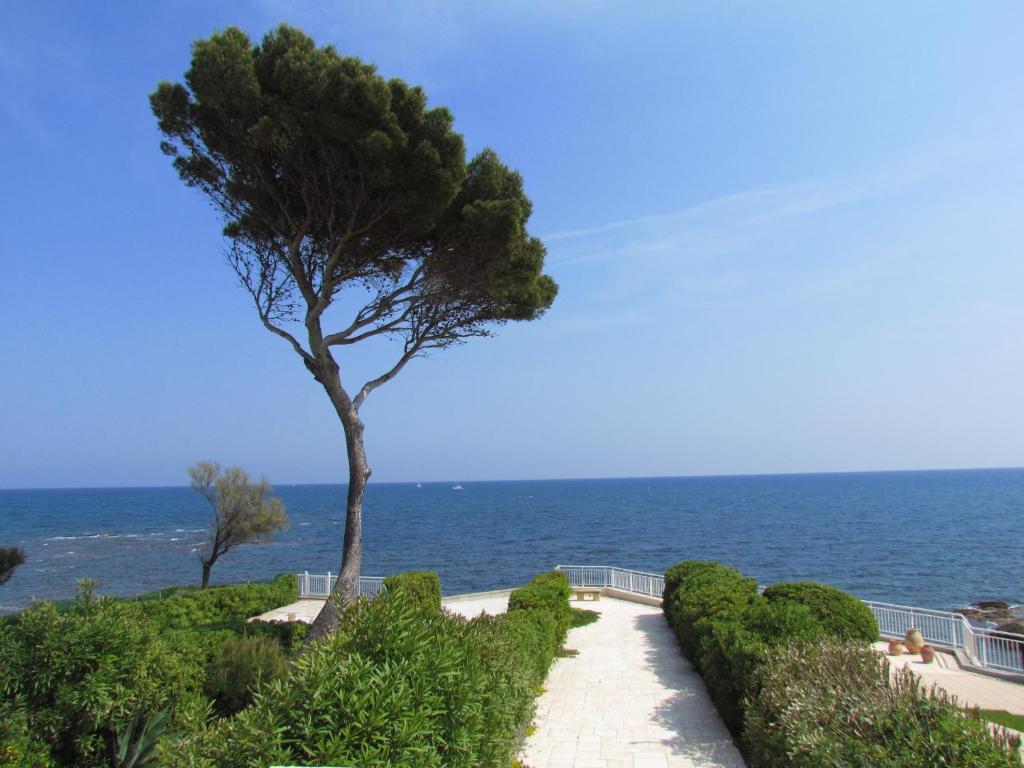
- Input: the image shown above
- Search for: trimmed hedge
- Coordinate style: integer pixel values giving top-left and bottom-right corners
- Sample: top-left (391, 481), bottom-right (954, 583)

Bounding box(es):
top-left (663, 561), bottom-right (1023, 766)
top-left (696, 601), bottom-right (824, 733)
top-left (745, 639), bottom-right (1022, 767)
top-left (762, 581), bottom-right (878, 642)
top-left (384, 570), bottom-right (443, 611)
top-left (662, 560), bottom-right (758, 660)
top-left (508, 570), bottom-right (573, 646)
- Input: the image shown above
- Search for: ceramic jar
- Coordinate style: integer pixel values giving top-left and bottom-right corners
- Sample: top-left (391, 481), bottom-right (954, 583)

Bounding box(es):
top-left (904, 628), bottom-right (924, 654)
top-left (887, 638), bottom-right (906, 655)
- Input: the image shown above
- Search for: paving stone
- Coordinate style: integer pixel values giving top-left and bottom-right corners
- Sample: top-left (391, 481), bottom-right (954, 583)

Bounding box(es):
top-left (519, 597), bottom-right (745, 767)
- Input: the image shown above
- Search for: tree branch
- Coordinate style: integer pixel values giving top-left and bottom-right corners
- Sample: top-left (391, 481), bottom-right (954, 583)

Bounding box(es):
top-left (261, 316), bottom-right (315, 366)
top-left (352, 346), bottom-right (421, 412)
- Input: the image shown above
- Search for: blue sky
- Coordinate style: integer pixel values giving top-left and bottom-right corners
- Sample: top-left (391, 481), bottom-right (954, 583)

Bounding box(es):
top-left (2, 1), bottom-right (1024, 488)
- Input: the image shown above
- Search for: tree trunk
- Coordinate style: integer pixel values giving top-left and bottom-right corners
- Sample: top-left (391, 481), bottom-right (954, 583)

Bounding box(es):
top-left (305, 356), bottom-right (372, 645)
top-left (201, 561), bottom-right (212, 589)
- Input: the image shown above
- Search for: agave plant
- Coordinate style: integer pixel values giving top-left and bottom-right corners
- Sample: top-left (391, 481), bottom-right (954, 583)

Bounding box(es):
top-left (111, 707), bottom-right (172, 768)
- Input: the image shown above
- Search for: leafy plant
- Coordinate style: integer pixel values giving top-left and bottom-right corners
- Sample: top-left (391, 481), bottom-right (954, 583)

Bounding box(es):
top-left (383, 571), bottom-right (443, 611)
top-left (205, 635), bottom-right (289, 716)
top-left (112, 708), bottom-right (172, 768)
top-left (0, 583), bottom-right (189, 767)
top-left (175, 571), bottom-right (570, 767)
top-left (570, 608), bottom-right (600, 628)
top-left (744, 638), bottom-right (1022, 767)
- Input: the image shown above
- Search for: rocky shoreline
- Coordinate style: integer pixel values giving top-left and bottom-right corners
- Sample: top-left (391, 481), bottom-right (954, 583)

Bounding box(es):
top-left (955, 601), bottom-right (1024, 634)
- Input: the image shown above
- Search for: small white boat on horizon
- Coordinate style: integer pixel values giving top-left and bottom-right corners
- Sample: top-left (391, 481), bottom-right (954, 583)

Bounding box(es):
top-left (452, 484), bottom-right (464, 491)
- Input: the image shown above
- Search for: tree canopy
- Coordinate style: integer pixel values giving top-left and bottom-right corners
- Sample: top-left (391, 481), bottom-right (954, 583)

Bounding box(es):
top-left (151, 24), bottom-right (556, 390)
top-left (153, 24), bottom-right (556, 636)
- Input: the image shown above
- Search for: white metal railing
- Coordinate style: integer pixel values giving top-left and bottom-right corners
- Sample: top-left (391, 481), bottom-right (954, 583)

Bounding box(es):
top-left (864, 600), bottom-right (1024, 675)
top-left (555, 566), bottom-right (1023, 676)
top-left (297, 572), bottom-right (385, 599)
top-left (555, 565), bottom-right (665, 598)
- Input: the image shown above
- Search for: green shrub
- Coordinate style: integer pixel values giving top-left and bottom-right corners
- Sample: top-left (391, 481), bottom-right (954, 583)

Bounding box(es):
top-left (697, 601), bottom-right (823, 734)
top-left (508, 571), bottom-right (572, 645)
top-left (744, 638), bottom-right (1021, 767)
top-left (205, 635), bottom-right (289, 715)
top-left (175, 571), bottom-right (571, 767)
top-left (242, 618), bottom-right (308, 654)
top-left (383, 570), bottom-right (442, 610)
top-left (762, 581), bottom-right (878, 642)
top-left (662, 560), bottom-right (757, 660)
top-left (133, 573), bottom-right (296, 632)
top-left (0, 586), bottom-right (191, 767)
top-left (570, 608), bottom-right (600, 628)
top-left (180, 592), bottom-right (543, 767)
top-left (0, 706), bottom-right (55, 767)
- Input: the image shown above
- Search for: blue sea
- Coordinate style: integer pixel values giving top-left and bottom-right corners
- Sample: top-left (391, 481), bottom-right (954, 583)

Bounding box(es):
top-left (1, 469), bottom-right (1022, 615)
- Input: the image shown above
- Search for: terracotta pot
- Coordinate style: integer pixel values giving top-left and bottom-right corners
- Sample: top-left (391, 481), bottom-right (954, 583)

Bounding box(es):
top-left (888, 639), bottom-right (906, 655)
top-left (920, 645), bottom-right (935, 663)
top-left (904, 628), bottom-right (924, 653)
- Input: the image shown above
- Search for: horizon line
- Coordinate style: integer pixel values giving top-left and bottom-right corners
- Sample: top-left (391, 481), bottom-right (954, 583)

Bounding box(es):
top-left (2, 463), bottom-right (1023, 493)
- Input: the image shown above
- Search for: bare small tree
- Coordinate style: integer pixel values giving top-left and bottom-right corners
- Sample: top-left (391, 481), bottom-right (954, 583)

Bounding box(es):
top-left (0, 547), bottom-right (25, 585)
top-left (188, 461), bottom-right (288, 588)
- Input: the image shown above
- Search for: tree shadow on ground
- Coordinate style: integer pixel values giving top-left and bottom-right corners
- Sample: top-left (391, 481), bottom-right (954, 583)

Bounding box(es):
top-left (632, 611), bottom-right (747, 767)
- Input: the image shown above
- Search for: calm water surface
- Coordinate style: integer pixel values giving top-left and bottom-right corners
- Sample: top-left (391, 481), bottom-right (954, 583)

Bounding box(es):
top-left (1, 469), bottom-right (1022, 613)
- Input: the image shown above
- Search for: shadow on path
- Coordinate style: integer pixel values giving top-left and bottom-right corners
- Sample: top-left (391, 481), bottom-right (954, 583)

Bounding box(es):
top-left (633, 611), bottom-right (746, 768)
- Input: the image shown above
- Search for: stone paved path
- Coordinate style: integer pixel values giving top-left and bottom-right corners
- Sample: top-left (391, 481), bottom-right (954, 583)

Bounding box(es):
top-left (520, 597), bottom-right (745, 768)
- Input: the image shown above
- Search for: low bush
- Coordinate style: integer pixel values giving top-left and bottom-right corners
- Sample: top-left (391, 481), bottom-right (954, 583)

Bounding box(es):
top-left (0, 584), bottom-right (191, 767)
top-left (744, 638), bottom-right (1022, 767)
top-left (176, 576), bottom-right (568, 768)
top-left (508, 571), bottom-right (572, 644)
top-left (205, 635), bottom-right (289, 715)
top-left (762, 581), bottom-right (878, 642)
top-left (0, 706), bottom-right (55, 767)
top-left (662, 560), bottom-right (757, 660)
top-left (696, 601), bottom-right (823, 733)
top-left (570, 608), bottom-right (600, 628)
top-left (663, 561), bottom-right (1022, 765)
top-left (383, 570), bottom-right (443, 611)
top-left (132, 573), bottom-right (296, 632)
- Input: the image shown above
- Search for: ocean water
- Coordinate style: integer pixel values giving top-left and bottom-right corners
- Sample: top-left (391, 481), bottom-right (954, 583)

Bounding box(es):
top-left (1, 469), bottom-right (1022, 614)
